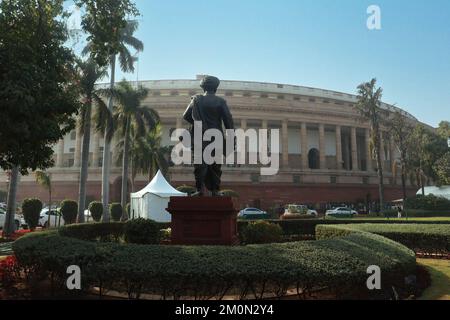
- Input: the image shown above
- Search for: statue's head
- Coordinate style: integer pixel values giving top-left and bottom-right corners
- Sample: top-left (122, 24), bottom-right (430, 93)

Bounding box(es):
top-left (200, 76), bottom-right (220, 93)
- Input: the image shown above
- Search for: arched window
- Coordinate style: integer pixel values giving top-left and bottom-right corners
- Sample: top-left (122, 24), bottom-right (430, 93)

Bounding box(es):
top-left (308, 148), bottom-right (320, 169)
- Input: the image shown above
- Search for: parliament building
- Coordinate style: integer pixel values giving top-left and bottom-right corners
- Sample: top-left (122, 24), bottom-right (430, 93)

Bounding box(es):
top-left (0, 76), bottom-right (431, 211)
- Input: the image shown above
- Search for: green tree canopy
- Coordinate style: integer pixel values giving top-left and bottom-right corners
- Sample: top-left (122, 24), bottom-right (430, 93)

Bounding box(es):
top-left (0, 0), bottom-right (80, 173)
top-left (76, 0), bottom-right (140, 67)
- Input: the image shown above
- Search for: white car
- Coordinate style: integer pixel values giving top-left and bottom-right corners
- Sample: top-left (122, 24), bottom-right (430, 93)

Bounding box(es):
top-left (325, 207), bottom-right (357, 216)
top-left (0, 207), bottom-right (25, 230)
top-left (284, 204), bottom-right (318, 216)
top-left (39, 208), bottom-right (65, 228)
top-left (238, 207), bottom-right (268, 218)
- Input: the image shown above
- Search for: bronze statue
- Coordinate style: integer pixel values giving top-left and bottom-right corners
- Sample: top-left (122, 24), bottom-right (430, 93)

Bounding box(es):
top-left (183, 76), bottom-right (234, 196)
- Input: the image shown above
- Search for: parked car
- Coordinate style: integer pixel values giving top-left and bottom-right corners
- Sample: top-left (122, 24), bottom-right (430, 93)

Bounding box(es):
top-left (39, 208), bottom-right (64, 228)
top-left (325, 207), bottom-right (357, 216)
top-left (284, 204), bottom-right (318, 216)
top-left (0, 207), bottom-right (25, 230)
top-left (238, 207), bottom-right (269, 219)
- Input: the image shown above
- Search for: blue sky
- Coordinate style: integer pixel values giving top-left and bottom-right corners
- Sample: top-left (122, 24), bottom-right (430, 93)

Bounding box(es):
top-left (68, 0), bottom-right (450, 127)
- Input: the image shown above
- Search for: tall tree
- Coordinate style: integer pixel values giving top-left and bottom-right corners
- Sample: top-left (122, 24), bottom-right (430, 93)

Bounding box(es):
top-left (75, 59), bottom-right (109, 223)
top-left (410, 124), bottom-right (448, 193)
top-left (106, 81), bottom-right (159, 219)
top-left (79, 10), bottom-right (143, 222)
top-left (355, 79), bottom-right (388, 213)
top-left (437, 121), bottom-right (450, 140)
top-left (387, 111), bottom-right (414, 200)
top-left (433, 152), bottom-right (450, 186)
top-left (0, 0), bottom-right (80, 236)
top-left (117, 124), bottom-right (172, 191)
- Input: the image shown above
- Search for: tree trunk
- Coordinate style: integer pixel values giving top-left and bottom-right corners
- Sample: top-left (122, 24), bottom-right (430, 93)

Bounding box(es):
top-left (77, 102), bottom-right (92, 223)
top-left (3, 166), bottom-right (19, 237)
top-left (101, 54), bottom-right (116, 223)
top-left (420, 161), bottom-right (425, 196)
top-left (121, 117), bottom-right (131, 220)
top-left (401, 162), bottom-right (407, 201)
top-left (375, 130), bottom-right (385, 214)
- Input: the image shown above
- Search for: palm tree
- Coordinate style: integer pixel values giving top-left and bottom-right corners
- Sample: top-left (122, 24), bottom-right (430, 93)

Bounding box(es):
top-left (83, 20), bottom-right (143, 222)
top-left (106, 81), bottom-right (159, 219)
top-left (35, 170), bottom-right (55, 227)
top-left (117, 124), bottom-right (172, 191)
top-left (75, 59), bottom-right (109, 223)
top-left (355, 79), bottom-right (388, 214)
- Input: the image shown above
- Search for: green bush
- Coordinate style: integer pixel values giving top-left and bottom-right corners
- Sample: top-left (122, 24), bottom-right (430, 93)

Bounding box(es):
top-left (241, 220), bottom-right (282, 244)
top-left (60, 200), bottom-right (78, 225)
top-left (176, 185), bottom-right (196, 195)
top-left (316, 224), bottom-right (450, 255)
top-left (124, 218), bottom-right (160, 244)
top-left (88, 202), bottom-right (103, 222)
top-left (22, 198), bottom-right (43, 230)
top-left (404, 194), bottom-right (450, 211)
top-left (59, 222), bottom-right (125, 242)
top-left (110, 203), bottom-right (123, 222)
top-left (13, 228), bottom-right (416, 300)
top-left (220, 189), bottom-right (239, 198)
top-left (160, 228), bottom-right (171, 241)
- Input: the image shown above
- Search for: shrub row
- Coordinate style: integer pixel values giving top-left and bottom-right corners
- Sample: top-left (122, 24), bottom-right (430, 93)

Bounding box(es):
top-left (13, 229), bottom-right (416, 300)
top-left (237, 218), bottom-right (450, 237)
top-left (58, 221), bottom-right (171, 243)
top-left (316, 224), bottom-right (450, 255)
top-left (404, 194), bottom-right (450, 211)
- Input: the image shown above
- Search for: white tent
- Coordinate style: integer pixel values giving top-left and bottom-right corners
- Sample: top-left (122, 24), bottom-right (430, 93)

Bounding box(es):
top-left (416, 186), bottom-right (450, 200)
top-left (130, 170), bottom-right (187, 222)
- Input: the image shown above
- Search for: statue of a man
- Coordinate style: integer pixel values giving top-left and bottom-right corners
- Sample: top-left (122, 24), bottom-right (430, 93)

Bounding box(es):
top-left (183, 76), bottom-right (234, 196)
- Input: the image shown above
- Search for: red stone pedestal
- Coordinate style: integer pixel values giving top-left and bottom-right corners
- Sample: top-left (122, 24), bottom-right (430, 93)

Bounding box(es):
top-left (167, 197), bottom-right (238, 245)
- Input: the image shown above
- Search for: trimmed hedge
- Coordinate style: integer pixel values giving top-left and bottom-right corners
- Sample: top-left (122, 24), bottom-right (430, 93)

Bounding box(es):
top-left (316, 224), bottom-right (450, 255)
top-left (110, 203), bottom-right (123, 222)
top-left (88, 202), bottom-right (103, 222)
top-left (57, 221), bottom-right (171, 242)
top-left (60, 200), bottom-right (78, 224)
top-left (22, 198), bottom-right (42, 230)
top-left (13, 224), bottom-right (416, 300)
top-left (237, 218), bottom-right (450, 237)
top-left (404, 194), bottom-right (450, 211)
top-left (123, 218), bottom-right (160, 244)
top-left (59, 222), bottom-right (125, 242)
top-left (241, 220), bottom-right (282, 244)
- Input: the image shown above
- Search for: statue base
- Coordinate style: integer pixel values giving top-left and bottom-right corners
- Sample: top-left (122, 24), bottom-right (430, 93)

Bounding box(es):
top-left (167, 196), bottom-right (239, 245)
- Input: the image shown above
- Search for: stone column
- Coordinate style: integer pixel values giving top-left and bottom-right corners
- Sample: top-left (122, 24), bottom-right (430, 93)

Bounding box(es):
top-left (365, 128), bottom-right (372, 172)
top-left (301, 122), bottom-right (308, 169)
top-left (319, 124), bottom-right (326, 169)
top-left (282, 120), bottom-right (289, 168)
top-left (73, 129), bottom-right (82, 168)
top-left (176, 118), bottom-right (182, 130)
top-left (335, 125), bottom-right (342, 170)
top-left (351, 127), bottom-right (358, 171)
top-left (240, 119), bottom-right (247, 165)
top-left (91, 131), bottom-right (100, 168)
top-left (56, 138), bottom-right (65, 168)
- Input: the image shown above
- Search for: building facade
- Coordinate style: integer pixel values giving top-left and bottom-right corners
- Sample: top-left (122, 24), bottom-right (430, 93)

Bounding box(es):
top-left (0, 76), bottom-right (429, 210)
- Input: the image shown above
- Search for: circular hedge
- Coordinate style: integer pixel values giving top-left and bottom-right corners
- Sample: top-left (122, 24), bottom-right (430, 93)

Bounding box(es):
top-left (12, 223), bottom-right (416, 299)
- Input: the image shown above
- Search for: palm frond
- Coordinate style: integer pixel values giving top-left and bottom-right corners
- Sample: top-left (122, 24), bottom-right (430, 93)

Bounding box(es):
top-left (35, 170), bottom-right (51, 190)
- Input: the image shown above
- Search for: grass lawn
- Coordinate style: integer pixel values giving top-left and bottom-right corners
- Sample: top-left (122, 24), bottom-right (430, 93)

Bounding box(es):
top-left (418, 258), bottom-right (450, 300)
